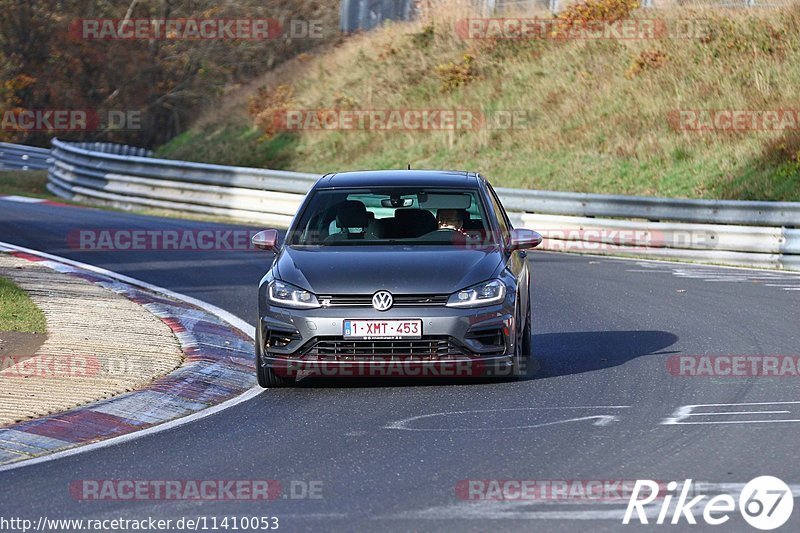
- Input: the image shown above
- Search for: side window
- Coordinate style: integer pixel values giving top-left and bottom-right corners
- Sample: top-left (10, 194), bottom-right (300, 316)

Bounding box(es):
top-left (486, 184), bottom-right (511, 242)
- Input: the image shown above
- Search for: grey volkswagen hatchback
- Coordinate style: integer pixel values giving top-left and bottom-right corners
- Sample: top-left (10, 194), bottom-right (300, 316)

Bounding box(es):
top-left (252, 170), bottom-right (542, 387)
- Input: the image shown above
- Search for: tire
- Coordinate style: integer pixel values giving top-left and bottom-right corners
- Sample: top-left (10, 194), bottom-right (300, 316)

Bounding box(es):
top-left (510, 301), bottom-right (531, 379)
top-left (519, 303), bottom-right (534, 378)
top-left (257, 362), bottom-right (294, 388)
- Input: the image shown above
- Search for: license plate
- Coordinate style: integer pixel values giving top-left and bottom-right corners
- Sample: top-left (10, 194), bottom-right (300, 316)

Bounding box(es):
top-left (343, 319), bottom-right (422, 339)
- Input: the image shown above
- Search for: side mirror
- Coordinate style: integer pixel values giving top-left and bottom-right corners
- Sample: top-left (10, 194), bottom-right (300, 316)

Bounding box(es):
top-left (509, 228), bottom-right (542, 251)
top-left (252, 229), bottom-right (279, 251)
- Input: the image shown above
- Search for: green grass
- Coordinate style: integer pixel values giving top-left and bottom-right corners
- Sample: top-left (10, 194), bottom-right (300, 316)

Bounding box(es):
top-left (157, 5), bottom-right (800, 201)
top-left (158, 127), bottom-right (301, 168)
top-left (0, 171), bottom-right (56, 199)
top-left (0, 275), bottom-right (46, 333)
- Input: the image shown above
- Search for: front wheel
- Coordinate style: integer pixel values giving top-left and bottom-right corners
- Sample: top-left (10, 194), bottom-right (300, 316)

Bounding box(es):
top-left (257, 362), bottom-right (295, 388)
top-left (520, 303), bottom-right (533, 377)
top-left (508, 301), bottom-right (528, 378)
top-left (511, 302), bottom-right (532, 379)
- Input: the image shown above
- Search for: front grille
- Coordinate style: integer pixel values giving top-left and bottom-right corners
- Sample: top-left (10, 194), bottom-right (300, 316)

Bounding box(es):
top-left (317, 294), bottom-right (448, 308)
top-left (300, 337), bottom-right (468, 360)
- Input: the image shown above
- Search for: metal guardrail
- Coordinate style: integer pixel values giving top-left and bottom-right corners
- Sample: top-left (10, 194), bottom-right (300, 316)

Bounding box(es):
top-left (47, 138), bottom-right (316, 227)
top-left (64, 142), bottom-right (153, 158)
top-left (340, 0), bottom-right (416, 32)
top-left (0, 142), bottom-right (52, 171)
top-left (44, 138), bottom-right (800, 271)
top-left (496, 187), bottom-right (800, 228)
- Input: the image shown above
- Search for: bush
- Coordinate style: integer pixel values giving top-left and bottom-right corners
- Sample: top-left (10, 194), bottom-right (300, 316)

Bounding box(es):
top-left (626, 50), bottom-right (668, 78)
top-left (558, 0), bottom-right (640, 25)
top-left (435, 54), bottom-right (478, 93)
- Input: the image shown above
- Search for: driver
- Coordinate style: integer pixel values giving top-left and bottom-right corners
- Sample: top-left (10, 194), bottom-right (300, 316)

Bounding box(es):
top-left (436, 209), bottom-right (467, 232)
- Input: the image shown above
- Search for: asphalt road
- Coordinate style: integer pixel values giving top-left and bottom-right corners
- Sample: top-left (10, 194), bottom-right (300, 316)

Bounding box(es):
top-left (1, 198), bottom-right (799, 532)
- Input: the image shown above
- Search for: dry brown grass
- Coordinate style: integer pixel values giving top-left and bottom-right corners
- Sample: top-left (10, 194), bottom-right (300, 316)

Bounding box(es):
top-left (160, 1), bottom-right (800, 200)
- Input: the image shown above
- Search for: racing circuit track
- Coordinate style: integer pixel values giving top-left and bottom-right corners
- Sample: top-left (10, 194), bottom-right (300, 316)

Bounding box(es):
top-left (1, 197), bottom-right (799, 532)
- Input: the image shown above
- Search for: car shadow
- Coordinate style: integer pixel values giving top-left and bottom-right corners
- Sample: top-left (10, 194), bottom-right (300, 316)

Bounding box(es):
top-left (289, 329), bottom-right (678, 388)
top-left (528, 330), bottom-right (679, 380)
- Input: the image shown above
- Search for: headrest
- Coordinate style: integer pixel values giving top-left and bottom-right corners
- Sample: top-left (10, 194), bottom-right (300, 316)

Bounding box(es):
top-left (336, 200), bottom-right (369, 229)
top-left (395, 208), bottom-right (438, 236)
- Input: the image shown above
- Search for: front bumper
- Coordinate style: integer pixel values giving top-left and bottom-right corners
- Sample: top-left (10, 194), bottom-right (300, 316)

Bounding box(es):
top-left (257, 302), bottom-right (517, 378)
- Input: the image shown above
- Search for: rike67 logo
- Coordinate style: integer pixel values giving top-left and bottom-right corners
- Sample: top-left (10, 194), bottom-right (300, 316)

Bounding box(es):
top-left (624, 477), bottom-right (794, 530)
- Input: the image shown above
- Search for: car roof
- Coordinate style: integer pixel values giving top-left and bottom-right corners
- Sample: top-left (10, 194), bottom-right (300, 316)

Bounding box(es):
top-left (315, 170), bottom-right (480, 189)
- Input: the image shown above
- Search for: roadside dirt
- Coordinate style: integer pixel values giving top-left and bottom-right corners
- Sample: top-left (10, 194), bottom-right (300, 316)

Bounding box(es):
top-left (0, 331), bottom-right (47, 364)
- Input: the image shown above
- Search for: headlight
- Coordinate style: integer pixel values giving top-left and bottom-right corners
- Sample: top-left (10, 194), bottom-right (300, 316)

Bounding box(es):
top-left (446, 279), bottom-right (506, 308)
top-left (268, 280), bottom-right (320, 308)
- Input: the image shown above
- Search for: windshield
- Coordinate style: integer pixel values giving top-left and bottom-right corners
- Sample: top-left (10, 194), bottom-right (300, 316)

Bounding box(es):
top-left (286, 188), bottom-right (496, 246)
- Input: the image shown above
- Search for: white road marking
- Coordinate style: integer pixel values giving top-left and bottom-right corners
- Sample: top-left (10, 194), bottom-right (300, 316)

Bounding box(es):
top-left (385, 406), bottom-right (630, 432)
top-left (390, 501), bottom-right (634, 521)
top-left (662, 401), bottom-right (800, 426)
top-left (665, 420), bottom-right (800, 425)
top-left (701, 278), bottom-right (758, 282)
top-left (612, 259), bottom-right (800, 294)
top-left (691, 410), bottom-right (790, 416)
top-left (0, 241), bottom-right (261, 473)
top-left (0, 195), bottom-right (46, 203)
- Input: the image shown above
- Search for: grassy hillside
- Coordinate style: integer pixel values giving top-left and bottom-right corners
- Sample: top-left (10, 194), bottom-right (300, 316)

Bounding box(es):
top-left (158, 1), bottom-right (800, 201)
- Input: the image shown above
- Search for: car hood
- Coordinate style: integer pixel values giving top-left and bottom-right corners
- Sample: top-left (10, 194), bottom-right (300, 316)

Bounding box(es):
top-left (275, 245), bottom-right (504, 295)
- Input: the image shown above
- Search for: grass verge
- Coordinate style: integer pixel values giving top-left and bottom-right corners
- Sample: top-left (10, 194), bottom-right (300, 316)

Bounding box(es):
top-left (0, 171), bottom-right (55, 199)
top-left (0, 274), bottom-right (46, 333)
